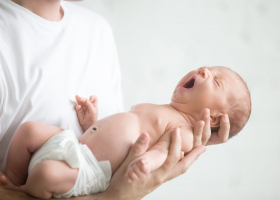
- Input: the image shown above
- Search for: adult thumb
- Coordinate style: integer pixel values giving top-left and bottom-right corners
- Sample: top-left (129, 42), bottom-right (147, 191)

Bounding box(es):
top-left (126, 133), bottom-right (149, 162)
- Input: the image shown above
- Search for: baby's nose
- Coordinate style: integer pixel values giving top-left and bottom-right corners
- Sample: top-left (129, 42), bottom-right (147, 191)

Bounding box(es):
top-left (199, 67), bottom-right (209, 79)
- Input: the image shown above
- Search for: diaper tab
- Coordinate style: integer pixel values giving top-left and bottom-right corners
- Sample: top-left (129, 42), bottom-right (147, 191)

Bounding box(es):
top-left (63, 140), bottom-right (83, 168)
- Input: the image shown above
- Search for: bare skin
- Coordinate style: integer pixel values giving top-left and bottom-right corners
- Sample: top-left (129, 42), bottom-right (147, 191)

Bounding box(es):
top-left (11, 0), bottom-right (63, 22)
top-left (77, 67), bottom-right (235, 180)
top-left (2, 1), bottom-right (232, 199)
top-left (0, 129), bottom-right (211, 200)
top-left (0, 67), bottom-right (234, 198)
top-left (0, 105), bottom-right (207, 199)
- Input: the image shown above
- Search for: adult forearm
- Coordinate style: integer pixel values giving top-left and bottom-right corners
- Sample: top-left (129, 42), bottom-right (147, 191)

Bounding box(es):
top-left (75, 191), bottom-right (120, 200)
top-left (75, 192), bottom-right (112, 200)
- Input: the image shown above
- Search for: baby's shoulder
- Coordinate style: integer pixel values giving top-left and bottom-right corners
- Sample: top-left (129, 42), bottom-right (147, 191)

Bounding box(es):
top-left (130, 103), bottom-right (159, 112)
top-left (179, 123), bottom-right (194, 133)
top-left (169, 120), bottom-right (193, 135)
top-left (164, 108), bottom-right (194, 133)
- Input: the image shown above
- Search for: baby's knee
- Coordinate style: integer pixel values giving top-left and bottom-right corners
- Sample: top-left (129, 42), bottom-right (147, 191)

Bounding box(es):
top-left (24, 161), bottom-right (56, 199)
top-left (32, 161), bottom-right (57, 184)
top-left (20, 121), bottom-right (41, 132)
top-left (29, 160), bottom-right (77, 197)
top-left (16, 121), bottom-right (45, 141)
top-left (12, 121), bottom-right (38, 147)
top-left (17, 121), bottom-right (38, 137)
top-left (32, 161), bottom-right (73, 190)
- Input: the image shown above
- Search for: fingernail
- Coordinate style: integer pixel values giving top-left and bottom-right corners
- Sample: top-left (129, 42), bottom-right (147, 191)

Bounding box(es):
top-left (199, 121), bottom-right (205, 130)
top-left (224, 114), bottom-right (229, 122)
top-left (204, 109), bottom-right (210, 118)
top-left (176, 127), bottom-right (181, 136)
top-left (138, 134), bottom-right (147, 143)
top-left (203, 147), bottom-right (207, 153)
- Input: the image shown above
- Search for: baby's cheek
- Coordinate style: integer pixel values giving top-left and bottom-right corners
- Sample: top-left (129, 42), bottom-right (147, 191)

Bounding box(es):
top-left (181, 133), bottom-right (193, 153)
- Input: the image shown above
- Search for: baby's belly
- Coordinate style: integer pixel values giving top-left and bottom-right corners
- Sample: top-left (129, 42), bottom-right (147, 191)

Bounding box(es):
top-left (79, 112), bottom-right (141, 174)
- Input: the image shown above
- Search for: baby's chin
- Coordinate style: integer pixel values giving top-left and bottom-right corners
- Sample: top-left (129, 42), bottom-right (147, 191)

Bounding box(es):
top-left (170, 99), bottom-right (188, 114)
top-left (170, 98), bottom-right (180, 109)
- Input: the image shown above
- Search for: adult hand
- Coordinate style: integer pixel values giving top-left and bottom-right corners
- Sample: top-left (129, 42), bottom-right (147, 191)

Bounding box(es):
top-left (101, 128), bottom-right (206, 200)
top-left (193, 108), bottom-right (230, 146)
top-left (202, 108), bottom-right (230, 145)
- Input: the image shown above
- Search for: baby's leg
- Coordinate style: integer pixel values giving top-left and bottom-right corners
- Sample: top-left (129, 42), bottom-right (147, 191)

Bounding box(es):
top-left (125, 130), bottom-right (183, 182)
top-left (1, 160), bottom-right (78, 199)
top-left (3, 121), bottom-right (63, 186)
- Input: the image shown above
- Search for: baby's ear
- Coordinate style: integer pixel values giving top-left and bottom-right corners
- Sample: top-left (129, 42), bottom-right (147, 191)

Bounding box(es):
top-left (210, 113), bottom-right (223, 127)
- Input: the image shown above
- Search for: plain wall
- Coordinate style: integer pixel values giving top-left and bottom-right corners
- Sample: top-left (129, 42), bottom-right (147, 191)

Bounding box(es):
top-left (75, 1), bottom-right (280, 199)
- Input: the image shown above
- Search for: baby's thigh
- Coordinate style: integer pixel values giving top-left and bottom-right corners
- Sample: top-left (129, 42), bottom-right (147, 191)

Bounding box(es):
top-left (27, 160), bottom-right (78, 196)
top-left (12, 121), bottom-right (63, 152)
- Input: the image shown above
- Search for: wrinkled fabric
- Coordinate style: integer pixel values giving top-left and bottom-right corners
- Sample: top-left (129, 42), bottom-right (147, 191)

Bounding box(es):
top-left (0, 0), bottom-right (124, 173)
top-left (29, 129), bottom-right (111, 198)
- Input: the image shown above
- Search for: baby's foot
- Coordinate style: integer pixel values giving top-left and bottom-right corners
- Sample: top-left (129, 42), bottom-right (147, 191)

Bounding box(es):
top-left (0, 172), bottom-right (20, 191)
top-left (125, 158), bottom-right (150, 182)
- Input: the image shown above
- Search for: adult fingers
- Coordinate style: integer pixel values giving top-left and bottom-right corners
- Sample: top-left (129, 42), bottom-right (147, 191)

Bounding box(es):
top-left (217, 114), bottom-right (230, 143)
top-left (193, 120), bottom-right (205, 148)
top-left (207, 114), bottom-right (230, 145)
top-left (165, 145), bottom-right (207, 182)
top-left (124, 133), bottom-right (150, 165)
top-left (200, 108), bottom-right (211, 145)
top-left (155, 128), bottom-right (181, 181)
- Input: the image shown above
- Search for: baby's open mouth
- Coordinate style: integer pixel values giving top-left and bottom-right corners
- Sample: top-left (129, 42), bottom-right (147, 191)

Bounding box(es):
top-left (183, 75), bottom-right (195, 89)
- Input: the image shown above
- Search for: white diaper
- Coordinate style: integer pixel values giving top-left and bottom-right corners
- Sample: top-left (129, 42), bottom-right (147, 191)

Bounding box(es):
top-left (28, 129), bottom-right (111, 198)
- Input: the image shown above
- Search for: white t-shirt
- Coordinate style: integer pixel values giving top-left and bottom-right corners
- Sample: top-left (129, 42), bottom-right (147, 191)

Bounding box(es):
top-left (0, 0), bottom-right (124, 172)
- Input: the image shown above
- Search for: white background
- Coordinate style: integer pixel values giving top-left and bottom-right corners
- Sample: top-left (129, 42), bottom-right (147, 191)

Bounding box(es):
top-left (75, 1), bottom-right (280, 199)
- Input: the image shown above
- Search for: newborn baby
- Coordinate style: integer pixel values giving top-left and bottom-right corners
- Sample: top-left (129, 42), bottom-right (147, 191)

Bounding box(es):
top-left (0, 67), bottom-right (251, 199)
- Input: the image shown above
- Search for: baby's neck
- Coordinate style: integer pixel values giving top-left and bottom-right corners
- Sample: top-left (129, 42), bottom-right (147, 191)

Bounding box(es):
top-left (167, 104), bottom-right (197, 126)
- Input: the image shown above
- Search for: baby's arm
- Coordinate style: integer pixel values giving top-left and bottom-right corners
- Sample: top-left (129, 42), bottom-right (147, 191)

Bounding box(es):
top-left (75, 95), bottom-right (98, 132)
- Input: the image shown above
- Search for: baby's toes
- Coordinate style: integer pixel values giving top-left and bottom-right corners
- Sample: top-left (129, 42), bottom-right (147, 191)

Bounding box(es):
top-left (0, 174), bottom-right (8, 187)
top-left (0, 175), bottom-right (20, 191)
top-left (129, 159), bottom-right (150, 181)
top-left (125, 167), bottom-right (139, 182)
top-left (137, 159), bottom-right (150, 175)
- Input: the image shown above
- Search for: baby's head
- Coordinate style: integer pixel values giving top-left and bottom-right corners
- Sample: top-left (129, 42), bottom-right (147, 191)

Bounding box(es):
top-left (171, 66), bottom-right (251, 138)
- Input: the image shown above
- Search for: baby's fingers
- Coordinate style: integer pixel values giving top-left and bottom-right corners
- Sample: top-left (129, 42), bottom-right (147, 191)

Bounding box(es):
top-left (75, 95), bottom-right (87, 105)
top-left (85, 99), bottom-right (96, 114)
top-left (89, 95), bottom-right (98, 107)
top-left (74, 105), bottom-right (81, 112)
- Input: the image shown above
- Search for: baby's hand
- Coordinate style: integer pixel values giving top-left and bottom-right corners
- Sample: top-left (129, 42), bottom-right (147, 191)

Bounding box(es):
top-left (75, 95), bottom-right (98, 132)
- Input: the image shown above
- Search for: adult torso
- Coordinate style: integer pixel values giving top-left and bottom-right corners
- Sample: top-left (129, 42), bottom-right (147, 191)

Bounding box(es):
top-left (0, 0), bottom-right (123, 172)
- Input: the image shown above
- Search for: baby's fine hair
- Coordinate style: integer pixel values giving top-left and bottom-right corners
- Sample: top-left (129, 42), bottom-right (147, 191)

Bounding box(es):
top-left (225, 67), bottom-right (251, 138)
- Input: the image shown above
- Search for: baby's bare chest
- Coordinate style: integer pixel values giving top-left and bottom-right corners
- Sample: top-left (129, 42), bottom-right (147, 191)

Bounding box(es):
top-left (88, 105), bottom-right (168, 142)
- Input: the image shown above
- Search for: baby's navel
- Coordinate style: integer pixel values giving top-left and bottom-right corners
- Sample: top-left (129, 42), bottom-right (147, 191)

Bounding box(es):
top-left (92, 127), bottom-right (98, 132)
